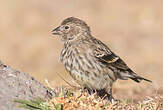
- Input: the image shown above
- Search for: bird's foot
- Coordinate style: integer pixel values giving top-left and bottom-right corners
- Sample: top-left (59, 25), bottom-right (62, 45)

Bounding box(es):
top-left (103, 93), bottom-right (116, 103)
top-left (97, 89), bottom-right (118, 103)
top-left (83, 87), bottom-right (118, 103)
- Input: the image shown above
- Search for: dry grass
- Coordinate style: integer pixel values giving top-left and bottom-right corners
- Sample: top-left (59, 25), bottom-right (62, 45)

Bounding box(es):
top-left (47, 86), bottom-right (163, 110)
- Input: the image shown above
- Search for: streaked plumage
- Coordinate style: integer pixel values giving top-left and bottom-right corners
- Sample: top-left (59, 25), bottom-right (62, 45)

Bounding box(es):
top-left (52, 17), bottom-right (151, 102)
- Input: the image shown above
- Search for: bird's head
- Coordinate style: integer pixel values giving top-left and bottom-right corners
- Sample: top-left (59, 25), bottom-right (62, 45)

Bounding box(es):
top-left (52, 17), bottom-right (91, 42)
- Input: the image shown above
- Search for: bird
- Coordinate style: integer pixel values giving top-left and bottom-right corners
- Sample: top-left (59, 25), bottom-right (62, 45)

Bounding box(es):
top-left (51, 17), bottom-right (151, 102)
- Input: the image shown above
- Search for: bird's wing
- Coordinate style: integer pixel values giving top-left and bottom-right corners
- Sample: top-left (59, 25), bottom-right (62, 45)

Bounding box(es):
top-left (92, 40), bottom-right (129, 70)
top-left (91, 37), bottom-right (152, 82)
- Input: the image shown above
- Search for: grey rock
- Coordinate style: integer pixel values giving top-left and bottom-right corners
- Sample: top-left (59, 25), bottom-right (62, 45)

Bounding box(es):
top-left (0, 61), bottom-right (51, 110)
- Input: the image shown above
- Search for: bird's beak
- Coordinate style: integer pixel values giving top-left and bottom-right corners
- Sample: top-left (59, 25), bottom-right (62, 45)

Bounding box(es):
top-left (51, 26), bottom-right (61, 35)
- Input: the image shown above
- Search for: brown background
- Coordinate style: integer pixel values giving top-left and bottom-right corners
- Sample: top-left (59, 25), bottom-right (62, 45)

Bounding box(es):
top-left (0, 0), bottom-right (163, 100)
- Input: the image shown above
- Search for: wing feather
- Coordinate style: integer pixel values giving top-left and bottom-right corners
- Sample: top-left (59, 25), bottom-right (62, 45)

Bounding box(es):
top-left (92, 39), bottom-right (129, 70)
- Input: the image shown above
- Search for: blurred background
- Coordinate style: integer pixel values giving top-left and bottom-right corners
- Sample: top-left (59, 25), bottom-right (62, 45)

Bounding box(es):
top-left (0, 0), bottom-right (163, 100)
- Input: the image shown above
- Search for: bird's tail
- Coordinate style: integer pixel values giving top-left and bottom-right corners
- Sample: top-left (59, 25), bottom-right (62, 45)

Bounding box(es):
top-left (129, 72), bottom-right (152, 83)
top-left (130, 76), bottom-right (152, 83)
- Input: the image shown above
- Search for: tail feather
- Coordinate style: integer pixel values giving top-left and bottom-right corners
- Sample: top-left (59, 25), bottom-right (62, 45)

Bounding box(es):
top-left (130, 76), bottom-right (152, 83)
top-left (119, 69), bottom-right (152, 83)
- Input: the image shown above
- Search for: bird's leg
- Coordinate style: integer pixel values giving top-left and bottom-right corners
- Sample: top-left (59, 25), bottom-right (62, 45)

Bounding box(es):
top-left (84, 87), bottom-right (115, 103)
top-left (97, 88), bottom-right (115, 103)
top-left (107, 88), bottom-right (115, 103)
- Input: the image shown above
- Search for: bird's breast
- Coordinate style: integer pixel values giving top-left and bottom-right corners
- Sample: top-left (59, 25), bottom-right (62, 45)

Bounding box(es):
top-left (60, 46), bottom-right (94, 71)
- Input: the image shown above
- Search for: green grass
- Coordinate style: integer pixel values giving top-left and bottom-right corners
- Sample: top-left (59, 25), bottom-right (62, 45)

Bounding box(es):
top-left (14, 98), bottom-right (51, 110)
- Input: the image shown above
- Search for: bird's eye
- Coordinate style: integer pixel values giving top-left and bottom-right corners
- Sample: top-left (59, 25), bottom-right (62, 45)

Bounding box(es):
top-left (64, 26), bottom-right (70, 30)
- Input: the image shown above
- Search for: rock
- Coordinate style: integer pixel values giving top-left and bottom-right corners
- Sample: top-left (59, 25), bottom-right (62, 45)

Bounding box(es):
top-left (0, 61), bottom-right (51, 110)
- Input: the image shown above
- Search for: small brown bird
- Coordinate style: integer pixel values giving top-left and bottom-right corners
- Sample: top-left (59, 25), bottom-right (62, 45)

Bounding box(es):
top-left (52, 17), bottom-right (151, 102)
